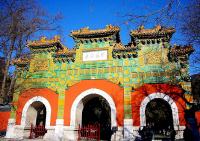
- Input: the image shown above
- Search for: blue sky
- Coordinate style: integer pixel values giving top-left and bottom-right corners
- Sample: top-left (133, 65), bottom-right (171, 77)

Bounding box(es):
top-left (39, 0), bottom-right (188, 47)
top-left (37, 0), bottom-right (199, 74)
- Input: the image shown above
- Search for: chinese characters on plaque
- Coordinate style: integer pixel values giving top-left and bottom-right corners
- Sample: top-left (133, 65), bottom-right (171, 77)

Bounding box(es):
top-left (83, 50), bottom-right (108, 61)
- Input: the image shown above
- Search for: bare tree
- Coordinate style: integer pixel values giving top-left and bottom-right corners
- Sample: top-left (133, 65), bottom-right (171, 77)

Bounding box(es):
top-left (0, 0), bottom-right (62, 103)
top-left (180, 0), bottom-right (200, 72)
top-left (120, 0), bottom-right (181, 28)
top-left (181, 0), bottom-right (200, 45)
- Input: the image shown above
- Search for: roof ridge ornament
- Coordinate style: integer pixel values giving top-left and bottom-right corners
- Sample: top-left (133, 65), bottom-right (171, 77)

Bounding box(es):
top-left (171, 44), bottom-right (194, 56)
top-left (27, 35), bottom-right (65, 53)
top-left (155, 25), bottom-right (162, 31)
top-left (106, 24), bottom-right (117, 30)
top-left (138, 25), bottom-right (145, 31)
top-left (80, 27), bottom-right (90, 32)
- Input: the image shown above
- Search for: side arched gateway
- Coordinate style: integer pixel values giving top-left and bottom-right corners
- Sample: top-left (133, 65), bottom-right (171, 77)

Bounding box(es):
top-left (16, 88), bottom-right (58, 126)
top-left (21, 96), bottom-right (51, 127)
top-left (140, 92), bottom-right (179, 129)
top-left (132, 84), bottom-right (186, 127)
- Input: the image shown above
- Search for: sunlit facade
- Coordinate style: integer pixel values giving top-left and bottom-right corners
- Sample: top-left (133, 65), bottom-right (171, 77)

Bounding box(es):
top-left (7, 25), bottom-right (193, 140)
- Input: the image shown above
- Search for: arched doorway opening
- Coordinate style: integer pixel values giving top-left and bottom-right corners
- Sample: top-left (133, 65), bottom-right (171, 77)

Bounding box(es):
top-left (21, 96), bottom-right (51, 127)
top-left (70, 88), bottom-right (117, 127)
top-left (25, 101), bottom-right (46, 127)
top-left (145, 98), bottom-right (174, 131)
top-left (70, 88), bottom-right (118, 140)
top-left (82, 96), bottom-right (112, 140)
top-left (140, 93), bottom-right (179, 130)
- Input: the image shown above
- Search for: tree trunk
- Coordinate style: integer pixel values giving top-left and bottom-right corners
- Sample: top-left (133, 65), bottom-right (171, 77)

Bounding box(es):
top-left (0, 38), bottom-right (15, 103)
top-left (6, 36), bottom-right (23, 102)
top-left (7, 72), bottom-right (16, 103)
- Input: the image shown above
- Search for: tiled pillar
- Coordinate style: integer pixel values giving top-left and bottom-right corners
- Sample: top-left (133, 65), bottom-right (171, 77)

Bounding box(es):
top-left (123, 62), bottom-right (134, 140)
top-left (55, 89), bottom-right (65, 139)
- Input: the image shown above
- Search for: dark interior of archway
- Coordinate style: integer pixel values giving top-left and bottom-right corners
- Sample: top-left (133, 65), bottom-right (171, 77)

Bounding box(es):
top-left (145, 98), bottom-right (174, 131)
top-left (31, 101), bottom-right (46, 126)
top-left (82, 97), bottom-right (112, 140)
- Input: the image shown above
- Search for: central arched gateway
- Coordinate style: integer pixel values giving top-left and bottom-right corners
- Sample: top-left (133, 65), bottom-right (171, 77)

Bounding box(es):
top-left (82, 96), bottom-right (112, 140)
top-left (70, 88), bottom-right (117, 127)
top-left (70, 88), bottom-right (117, 140)
top-left (82, 96), bottom-right (111, 125)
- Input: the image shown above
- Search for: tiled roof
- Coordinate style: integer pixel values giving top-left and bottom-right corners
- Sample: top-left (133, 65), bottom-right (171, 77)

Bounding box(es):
top-left (130, 25), bottom-right (175, 37)
top-left (70, 25), bottom-right (120, 38)
top-left (27, 35), bottom-right (64, 49)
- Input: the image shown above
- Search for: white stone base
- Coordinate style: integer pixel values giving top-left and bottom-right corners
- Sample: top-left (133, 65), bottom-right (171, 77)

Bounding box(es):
top-left (5, 119), bottom-right (24, 139)
top-left (111, 127), bottom-right (123, 141)
top-left (63, 126), bottom-right (78, 141)
top-left (132, 126), bottom-right (140, 139)
top-left (5, 119), bottom-right (184, 141)
top-left (54, 119), bottom-right (64, 140)
top-left (175, 126), bottom-right (185, 139)
top-left (133, 126), bottom-right (185, 140)
top-left (43, 127), bottom-right (57, 141)
top-left (5, 118), bottom-right (16, 138)
top-left (123, 119), bottom-right (135, 141)
top-left (122, 119), bottom-right (185, 140)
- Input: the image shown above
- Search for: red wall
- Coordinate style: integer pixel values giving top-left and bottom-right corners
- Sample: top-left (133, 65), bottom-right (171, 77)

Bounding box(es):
top-left (195, 111), bottom-right (200, 127)
top-left (14, 83), bottom-right (187, 128)
top-left (0, 111), bottom-right (10, 131)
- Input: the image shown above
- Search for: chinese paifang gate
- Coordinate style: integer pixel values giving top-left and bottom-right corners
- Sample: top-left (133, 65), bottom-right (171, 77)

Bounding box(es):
top-left (7, 25), bottom-right (194, 140)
